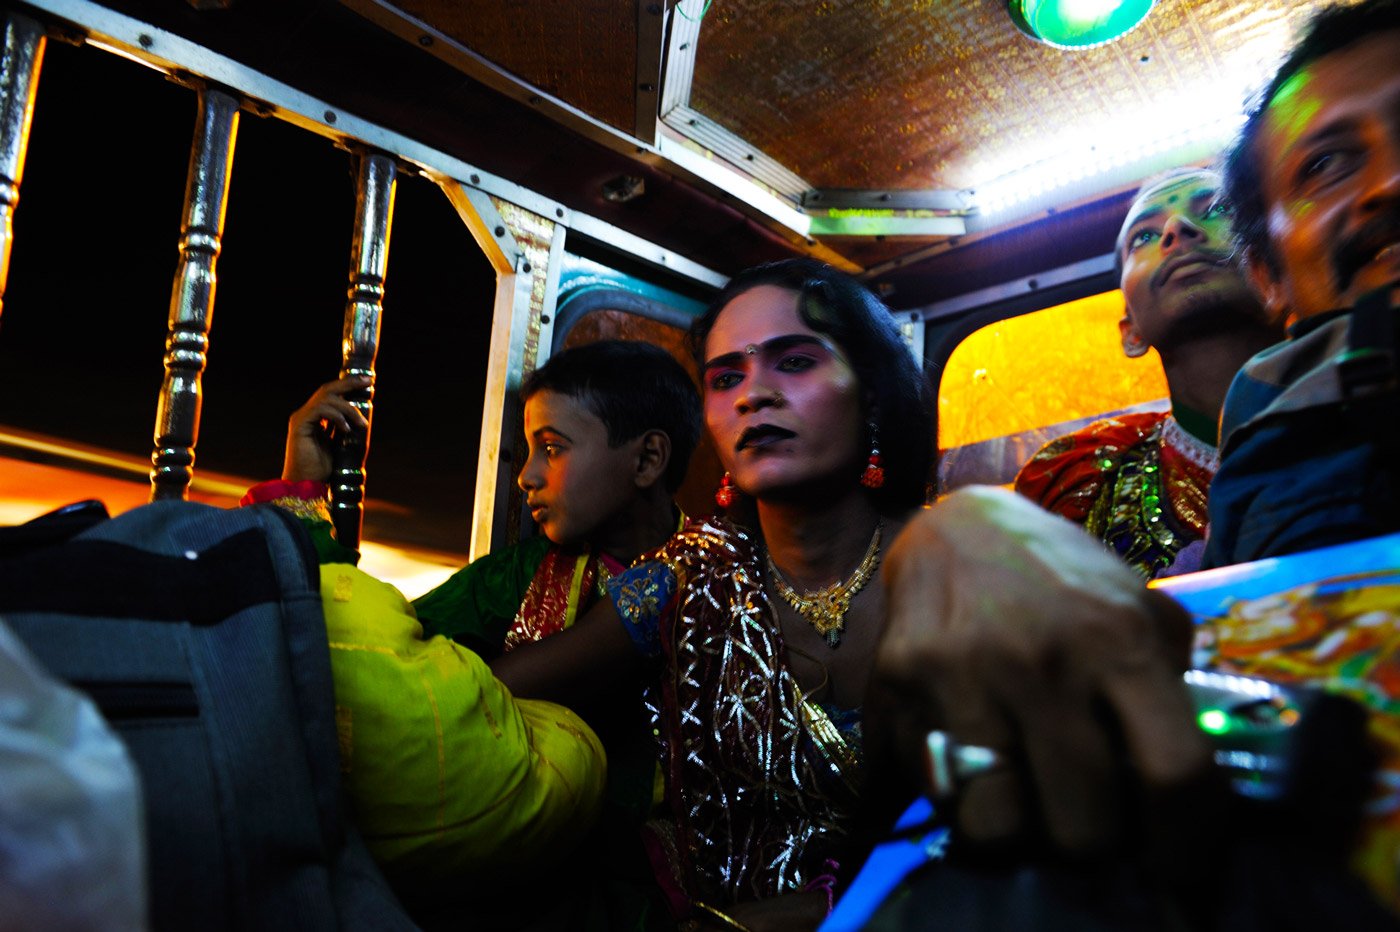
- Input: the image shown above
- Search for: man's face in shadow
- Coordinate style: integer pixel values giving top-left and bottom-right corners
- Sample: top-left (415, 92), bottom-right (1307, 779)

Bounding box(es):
top-left (1249, 31), bottom-right (1400, 325)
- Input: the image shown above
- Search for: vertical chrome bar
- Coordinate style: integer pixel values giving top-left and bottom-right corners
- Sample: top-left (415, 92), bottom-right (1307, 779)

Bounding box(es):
top-left (150, 87), bottom-right (238, 500)
top-left (329, 151), bottom-right (397, 550)
top-left (0, 12), bottom-right (45, 327)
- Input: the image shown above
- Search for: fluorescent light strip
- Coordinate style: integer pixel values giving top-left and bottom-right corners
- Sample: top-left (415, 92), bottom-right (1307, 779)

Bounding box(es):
top-left (974, 109), bottom-right (1245, 215)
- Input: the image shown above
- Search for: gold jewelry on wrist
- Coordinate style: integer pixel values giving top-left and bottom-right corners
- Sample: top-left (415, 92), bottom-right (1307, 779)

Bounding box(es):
top-left (267, 494), bottom-right (332, 525)
top-left (690, 900), bottom-right (753, 932)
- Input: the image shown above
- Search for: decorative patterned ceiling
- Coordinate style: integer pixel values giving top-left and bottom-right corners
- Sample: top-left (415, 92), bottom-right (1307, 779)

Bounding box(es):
top-left (340, 0), bottom-right (1360, 282)
top-left (687, 0), bottom-right (1344, 192)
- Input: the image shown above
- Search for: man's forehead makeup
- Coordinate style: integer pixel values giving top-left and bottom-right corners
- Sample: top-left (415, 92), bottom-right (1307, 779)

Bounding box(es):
top-left (1263, 67), bottom-right (1325, 156)
top-left (1118, 174), bottom-right (1222, 250)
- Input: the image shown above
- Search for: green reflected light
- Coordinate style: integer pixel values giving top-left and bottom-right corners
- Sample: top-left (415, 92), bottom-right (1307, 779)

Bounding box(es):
top-left (1198, 709), bottom-right (1230, 735)
top-left (1009, 0), bottom-right (1156, 50)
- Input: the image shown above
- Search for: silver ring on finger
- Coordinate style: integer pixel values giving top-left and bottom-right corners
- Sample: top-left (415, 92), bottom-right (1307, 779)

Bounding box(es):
top-left (924, 730), bottom-right (1006, 800)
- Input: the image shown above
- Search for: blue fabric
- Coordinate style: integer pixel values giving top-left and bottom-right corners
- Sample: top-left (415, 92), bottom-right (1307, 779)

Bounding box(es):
top-left (821, 798), bottom-right (948, 932)
top-left (1205, 304), bottom-right (1400, 569)
top-left (605, 560), bottom-right (674, 659)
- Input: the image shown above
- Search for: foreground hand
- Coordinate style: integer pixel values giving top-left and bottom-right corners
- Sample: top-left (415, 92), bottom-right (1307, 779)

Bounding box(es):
top-left (282, 377), bottom-right (370, 483)
top-left (872, 486), bottom-right (1212, 855)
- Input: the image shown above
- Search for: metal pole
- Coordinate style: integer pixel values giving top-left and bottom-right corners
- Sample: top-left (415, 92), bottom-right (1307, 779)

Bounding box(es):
top-left (0, 12), bottom-right (45, 328)
top-left (150, 87), bottom-right (238, 500)
top-left (330, 150), bottom-right (396, 549)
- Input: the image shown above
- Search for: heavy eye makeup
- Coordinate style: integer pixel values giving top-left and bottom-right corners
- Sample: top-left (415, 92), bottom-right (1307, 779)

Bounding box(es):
top-left (702, 334), bottom-right (839, 392)
top-left (1127, 226), bottom-right (1159, 252)
top-left (706, 369), bottom-right (743, 391)
top-left (1124, 193), bottom-right (1228, 255)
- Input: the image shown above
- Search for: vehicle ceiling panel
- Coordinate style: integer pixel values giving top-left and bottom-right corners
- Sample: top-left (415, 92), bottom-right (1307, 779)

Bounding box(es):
top-left (55, 0), bottom-right (1357, 308)
top-left (342, 0), bottom-right (1345, 304)
top-left (383, 0), bottom-right (638, 133)
top-left (688, 0), bottom-right (1326, 192)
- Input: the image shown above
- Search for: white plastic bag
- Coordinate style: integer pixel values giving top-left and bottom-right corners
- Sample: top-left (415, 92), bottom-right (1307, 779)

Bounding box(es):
top-left (0, 618), bottom-right (146, 931)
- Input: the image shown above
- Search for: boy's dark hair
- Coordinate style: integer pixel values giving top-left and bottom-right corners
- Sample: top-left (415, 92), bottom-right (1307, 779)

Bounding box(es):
top-left (688, 258), bottom-right (935, 513)
top-left (521, 340), bottom-right (702, 493)
top-left (1224, 0), bottom-right (1400, 273)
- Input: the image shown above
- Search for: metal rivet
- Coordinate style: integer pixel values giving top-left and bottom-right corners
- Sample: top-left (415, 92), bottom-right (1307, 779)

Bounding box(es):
top-left (639, 82), bottom-right (655, 92)
top-left (679, 42), bottom-right (690, 51)
top-left (324, 110), bottom-right (337, 124)
top-left (419, 35), bottom-right (434, 47)
top-left (528, 95), bottom-right (541, 105)
top-left (555, 208), bottom-right (564, 218)
top-left (540, 314), bottom-right (551, 324)
top-left (470, 174), bottom-right (480, 185)
top-left (138, 33), bottom-right (153, 48)
top-left (1028, 278), bottom-right (1039, 290)
top-left (494, 225), bottom-right (505, 237)
top-left (522, 263), bottom-right (532, 274)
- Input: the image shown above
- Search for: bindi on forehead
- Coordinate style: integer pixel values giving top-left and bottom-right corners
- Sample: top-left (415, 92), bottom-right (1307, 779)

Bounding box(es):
top-left (702, 333), bottom-right (844, 375)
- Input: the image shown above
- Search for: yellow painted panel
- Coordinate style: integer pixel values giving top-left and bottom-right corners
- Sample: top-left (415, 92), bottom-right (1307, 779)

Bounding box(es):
top-left (938, 292), bottom-right (1169, 449)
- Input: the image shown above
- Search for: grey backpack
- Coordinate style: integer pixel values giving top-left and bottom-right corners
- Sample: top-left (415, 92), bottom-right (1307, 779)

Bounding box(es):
top-left (0, 499), bottom-right (417, 931)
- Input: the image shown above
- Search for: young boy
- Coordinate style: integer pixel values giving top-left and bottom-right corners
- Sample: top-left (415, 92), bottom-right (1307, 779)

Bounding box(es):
top-left (274, 339), bottom-right (700, 656)
top-left (413, 339), bottom-right (700, 658)
top-left (245, 340), bottom-right (701, 922)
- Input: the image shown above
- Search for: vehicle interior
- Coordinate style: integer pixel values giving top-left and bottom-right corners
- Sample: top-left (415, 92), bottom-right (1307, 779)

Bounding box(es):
top-left (3, 1), bottom-right (1397, 928)
top-left (0, 0), bottom-right (1320, 592)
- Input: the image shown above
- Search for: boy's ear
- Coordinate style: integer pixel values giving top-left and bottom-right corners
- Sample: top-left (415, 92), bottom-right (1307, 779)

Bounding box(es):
top-left (634, 429), bottom-right (672, 490)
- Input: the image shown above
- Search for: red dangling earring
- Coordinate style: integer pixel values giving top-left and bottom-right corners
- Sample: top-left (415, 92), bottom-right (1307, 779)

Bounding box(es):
top-left (860, 422), bottom-right (885, 489)
top-left (715, 472), bottom-right (736, 508)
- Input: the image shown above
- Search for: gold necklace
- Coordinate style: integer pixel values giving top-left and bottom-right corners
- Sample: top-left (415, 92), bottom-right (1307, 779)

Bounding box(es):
top-left (766, 522), bottom-right (882, 648)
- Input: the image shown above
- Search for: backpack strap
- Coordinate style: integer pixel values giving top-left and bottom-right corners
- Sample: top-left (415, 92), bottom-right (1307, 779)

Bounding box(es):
top-left (1338, 288), bottom-right (1399, 399)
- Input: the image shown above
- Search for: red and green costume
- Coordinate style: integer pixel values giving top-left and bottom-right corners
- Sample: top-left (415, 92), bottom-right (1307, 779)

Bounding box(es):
top-left (412, 535), bottom-right (625, 660)
top-left (1014, 411), bottom-right (1218, 578)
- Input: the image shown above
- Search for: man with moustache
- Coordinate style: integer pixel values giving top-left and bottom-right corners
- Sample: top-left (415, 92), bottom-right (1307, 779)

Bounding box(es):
top-left (862, 4), bottom-right (1400, 925)
top-left (1015, 167), bottom-right (1281, 578)
top-left (1207, 0), bottom-right (1400, 567)
top-left (862, 5), bottom-right (1400, 923)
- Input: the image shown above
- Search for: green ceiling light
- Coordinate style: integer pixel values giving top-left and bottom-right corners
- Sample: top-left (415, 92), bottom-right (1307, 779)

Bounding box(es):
top-left (1009, 0), bottom-right (1156, 50)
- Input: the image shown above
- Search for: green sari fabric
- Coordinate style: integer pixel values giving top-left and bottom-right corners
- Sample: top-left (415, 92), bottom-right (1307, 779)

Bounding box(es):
top-left (411, 535), bottom-right (552, 659)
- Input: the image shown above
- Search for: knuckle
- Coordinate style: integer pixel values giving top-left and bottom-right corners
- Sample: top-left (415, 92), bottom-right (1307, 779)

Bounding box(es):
top-left (957, 772), bottom-right (1024, 844)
